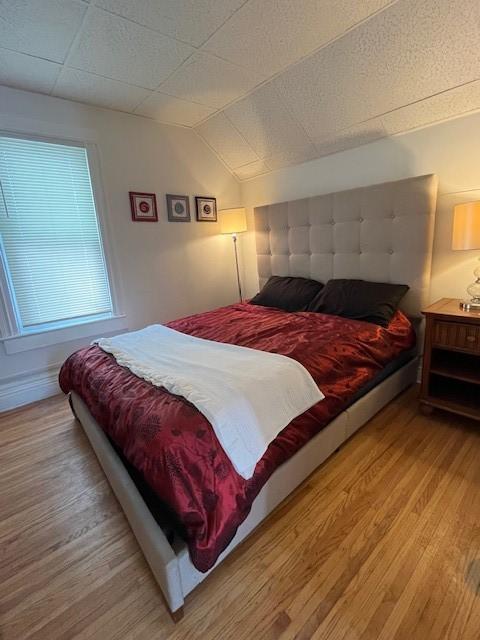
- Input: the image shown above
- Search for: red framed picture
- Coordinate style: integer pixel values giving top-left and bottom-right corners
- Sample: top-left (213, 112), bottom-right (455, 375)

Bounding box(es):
top-left (129, 192), bottom-right (158, 222)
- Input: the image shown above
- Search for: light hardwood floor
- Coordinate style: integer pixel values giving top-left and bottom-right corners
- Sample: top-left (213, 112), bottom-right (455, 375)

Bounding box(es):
top-left (1, 387), bottom-right (480, 639)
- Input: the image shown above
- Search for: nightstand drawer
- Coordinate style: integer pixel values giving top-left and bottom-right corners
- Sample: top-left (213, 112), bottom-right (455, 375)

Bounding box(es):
top-left (432, 320), bottom-right (480, 353)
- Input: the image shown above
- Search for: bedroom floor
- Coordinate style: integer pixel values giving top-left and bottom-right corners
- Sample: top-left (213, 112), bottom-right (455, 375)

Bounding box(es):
top-left (1, 387), bottom-right (480, 640)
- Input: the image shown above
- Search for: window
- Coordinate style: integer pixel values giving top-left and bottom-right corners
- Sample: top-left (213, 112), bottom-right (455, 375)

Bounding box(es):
top-left (0, 134), bottom-right (114, 336)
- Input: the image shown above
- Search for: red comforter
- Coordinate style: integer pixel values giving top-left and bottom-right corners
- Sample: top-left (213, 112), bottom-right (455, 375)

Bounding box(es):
top-left (59, 303), bottom-right (415, 572)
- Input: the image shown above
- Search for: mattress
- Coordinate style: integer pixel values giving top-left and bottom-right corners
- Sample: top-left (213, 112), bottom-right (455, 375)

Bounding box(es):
top-left (60, 302), bottom-right (416, 571)
top-left (345, 347), bottom-right (416, 409)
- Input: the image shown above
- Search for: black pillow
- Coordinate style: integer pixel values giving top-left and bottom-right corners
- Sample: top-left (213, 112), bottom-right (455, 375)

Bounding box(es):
top-left (307, 279), bottom-right (409, 327)
top-left (250, 276), bottom-right (324, 312)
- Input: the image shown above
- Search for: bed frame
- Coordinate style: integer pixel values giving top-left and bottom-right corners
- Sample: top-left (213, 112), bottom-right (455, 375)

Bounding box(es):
top-left (70, 174), bottom-right (438, 620)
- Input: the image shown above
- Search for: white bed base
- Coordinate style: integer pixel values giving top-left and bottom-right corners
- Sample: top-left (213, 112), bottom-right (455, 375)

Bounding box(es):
top-left (70, 355), bottom-right (418, 618)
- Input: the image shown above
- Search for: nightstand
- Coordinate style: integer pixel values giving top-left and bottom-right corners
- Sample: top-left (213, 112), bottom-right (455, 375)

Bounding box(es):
top-left (420, 298), bottom-right (480, 420)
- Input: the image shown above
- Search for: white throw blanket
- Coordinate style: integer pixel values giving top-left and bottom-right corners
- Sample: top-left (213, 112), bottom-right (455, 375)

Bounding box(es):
top-left (96, 325), bottom-right (324, 479)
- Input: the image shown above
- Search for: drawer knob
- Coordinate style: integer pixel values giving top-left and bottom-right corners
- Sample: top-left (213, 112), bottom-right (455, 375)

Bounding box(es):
top-left (466, 335), bottom-right (476, 342)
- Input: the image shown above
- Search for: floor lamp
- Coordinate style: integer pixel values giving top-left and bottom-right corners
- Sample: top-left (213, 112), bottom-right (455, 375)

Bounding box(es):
top-left (220, 207), bottom-right (247, 302)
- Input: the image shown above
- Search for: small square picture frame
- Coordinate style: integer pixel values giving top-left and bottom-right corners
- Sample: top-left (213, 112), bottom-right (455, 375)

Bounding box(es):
top-left (195, 196), bottom-right (217, 222)
top-left (129, 192), bottom-right (158, 222)
top-left (166, 194), bottom-right (191, 222)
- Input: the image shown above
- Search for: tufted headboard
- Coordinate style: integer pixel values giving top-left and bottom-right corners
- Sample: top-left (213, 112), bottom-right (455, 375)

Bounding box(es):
top-left (254, 174), bottom-right (438, 318)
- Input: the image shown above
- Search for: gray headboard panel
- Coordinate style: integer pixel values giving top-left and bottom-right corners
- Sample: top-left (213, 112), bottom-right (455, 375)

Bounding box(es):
top-left (254, 174), bottom-right (438, 317)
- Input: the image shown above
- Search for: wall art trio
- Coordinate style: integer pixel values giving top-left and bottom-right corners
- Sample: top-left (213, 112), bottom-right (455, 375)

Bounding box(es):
top-left (129, 192), bottom-right (217, 223)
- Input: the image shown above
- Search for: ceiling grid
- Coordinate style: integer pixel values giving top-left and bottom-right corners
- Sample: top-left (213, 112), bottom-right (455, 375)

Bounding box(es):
top-left (0, 0), bottom-right (478, 179)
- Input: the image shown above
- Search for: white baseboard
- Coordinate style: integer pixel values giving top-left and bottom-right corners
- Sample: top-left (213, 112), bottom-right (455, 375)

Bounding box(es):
top-left (0, 364), bottom-right (61, 413)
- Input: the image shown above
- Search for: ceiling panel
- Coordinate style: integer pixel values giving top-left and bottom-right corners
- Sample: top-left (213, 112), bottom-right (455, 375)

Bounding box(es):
top-left (381, 82), bottom-right (480, 134)
top-left (196, 112), bottom-right (258, 168)
top-left (53, 68), bottom-right (150, 112)
top-left (225, 84), bottom-right (312, 158)
top-left (314, 120), bottom-right (386, 157)
top-left (68, 7), bottom-right (195, 89)
top-left (203, 0), bottom-right (393, 80)
top-left (135, 92), bottom-right (216, 126)
top-left (0, 0), bottom-right (87, 63)
top-left (274, 0), bottom-right (480, 141)
top-left (158, 52), bottom-right (261, 109)
top-left (93, 0), bottom-right (246, 47)
top-left (265, 144), bottom-right (318, 170)
top-left (0, 48), bottom-right (61, 94)
top-left (233, 159), bottom-right (270, 180)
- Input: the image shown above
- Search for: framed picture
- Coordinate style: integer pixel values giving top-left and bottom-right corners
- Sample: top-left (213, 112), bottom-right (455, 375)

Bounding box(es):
top-left (129, 192), bottom-right (158, 222)
top-left (195, 196), bottom-right (217, 222)
top-left (166, 194), bottom-right (190, 222)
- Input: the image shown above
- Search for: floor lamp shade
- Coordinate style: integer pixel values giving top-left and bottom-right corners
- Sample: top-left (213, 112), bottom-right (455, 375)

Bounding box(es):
top-left (220, 208), bottom-right (247, 235)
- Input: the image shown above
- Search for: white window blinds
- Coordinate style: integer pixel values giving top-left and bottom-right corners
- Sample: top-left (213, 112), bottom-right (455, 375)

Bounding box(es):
top-left (0, 135), bottom-right (113, 331)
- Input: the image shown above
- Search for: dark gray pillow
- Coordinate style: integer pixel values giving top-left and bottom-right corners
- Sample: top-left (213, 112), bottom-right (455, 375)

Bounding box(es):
top-left (307, 279), bottom-right (409, 327)
top-left (250, 276), bottom-right (324, 312)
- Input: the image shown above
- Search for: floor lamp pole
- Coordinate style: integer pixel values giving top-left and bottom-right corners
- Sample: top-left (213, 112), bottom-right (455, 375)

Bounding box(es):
top-left (232, 233), bottom-right (243, 302)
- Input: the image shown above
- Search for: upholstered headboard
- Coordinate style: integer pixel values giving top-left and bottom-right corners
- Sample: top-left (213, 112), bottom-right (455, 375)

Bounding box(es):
top-left (254, 174), bottom-right (438, 318)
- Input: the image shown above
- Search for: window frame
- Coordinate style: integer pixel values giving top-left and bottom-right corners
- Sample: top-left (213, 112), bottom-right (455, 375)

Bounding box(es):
top-left (0, 130), bottom-right (125, 352)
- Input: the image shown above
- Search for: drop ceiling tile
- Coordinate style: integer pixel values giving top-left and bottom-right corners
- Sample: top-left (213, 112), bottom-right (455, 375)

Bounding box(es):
top-left (203, 0), bottom-right (392, 80)
top-left (265, 144), bottom-right (318, 170)
top-left (314, 120), bottom-right (386, 157)
top-left (53, 68), bottom-right (150, 112)
top-left (158, 52), bottom-right (262, 109)
top-left (93, 0), bottom-right (246, 47)
top-left (0, 0), bottom-right (86, 63)
top-left (135, 92), bottom-right (216, 126)
top-left (0, 48), bottom-right (61, 93)
top-left (274, 0), bottom-right (480, 140)
top-left (225, 83), bottom-right (312, 158)
top-left (68, 7), bottom-right (195, 89)
top-left (233, 159), bottom-right (270, 180)
top-left (382, 81), bottom-right (480, 134)
top-left (196, 112), bottom-right (258, 168)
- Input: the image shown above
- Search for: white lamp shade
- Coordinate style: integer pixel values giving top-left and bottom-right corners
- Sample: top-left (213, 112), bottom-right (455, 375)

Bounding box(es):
top-left (452, 201), bottom-right (480, 250)
top-left (220, 208), bottom-right (247, 234)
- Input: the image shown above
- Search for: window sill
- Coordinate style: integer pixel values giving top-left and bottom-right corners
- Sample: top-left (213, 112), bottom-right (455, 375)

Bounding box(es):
top-left (2, 314), bottom-right (128, 354)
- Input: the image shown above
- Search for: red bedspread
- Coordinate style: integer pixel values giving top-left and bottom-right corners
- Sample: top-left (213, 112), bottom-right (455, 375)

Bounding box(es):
top-left (59, 303), bottom-right (415, 571)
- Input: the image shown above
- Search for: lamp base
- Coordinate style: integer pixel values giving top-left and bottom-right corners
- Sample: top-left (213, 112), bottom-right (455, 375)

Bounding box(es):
top-left (459, 299), bottom-right (480, 311)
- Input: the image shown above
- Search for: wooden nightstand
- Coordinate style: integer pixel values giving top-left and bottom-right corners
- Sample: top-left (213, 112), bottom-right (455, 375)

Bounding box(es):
top-left (420, 298), bottom-right (480, 420)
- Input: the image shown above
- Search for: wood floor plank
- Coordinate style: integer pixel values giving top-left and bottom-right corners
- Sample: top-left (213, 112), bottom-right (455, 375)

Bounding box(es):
top-left (1, 388), bottom-right (479, 639)
top-left (307, 426), bottom-right (472, 640)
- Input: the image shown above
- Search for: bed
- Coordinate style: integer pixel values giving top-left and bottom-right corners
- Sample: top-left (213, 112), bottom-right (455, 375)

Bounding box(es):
top-left (61, 173), bottom-right (438, 620)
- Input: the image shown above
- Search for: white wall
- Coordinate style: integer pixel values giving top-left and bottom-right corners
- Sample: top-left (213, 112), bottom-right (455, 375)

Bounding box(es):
top-left (0, 85), bottom-right (241, 409)
top-left (241, 110), bottom-right (480, 305)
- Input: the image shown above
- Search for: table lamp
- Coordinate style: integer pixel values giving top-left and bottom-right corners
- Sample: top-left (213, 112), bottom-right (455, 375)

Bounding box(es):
top-left (452, 201), bottom-right (480, 310)
top-left (220, 207), bottom-right (247, 302)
